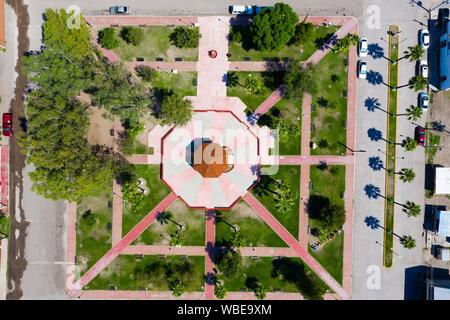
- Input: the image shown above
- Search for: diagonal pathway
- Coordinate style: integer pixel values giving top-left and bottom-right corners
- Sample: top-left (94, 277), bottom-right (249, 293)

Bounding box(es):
top-left (253, 85), bottom-right (286, 116)
top-left (72, 192), bottom-right (178, 290)
top-left (242, 192), bottom-right (348, 300)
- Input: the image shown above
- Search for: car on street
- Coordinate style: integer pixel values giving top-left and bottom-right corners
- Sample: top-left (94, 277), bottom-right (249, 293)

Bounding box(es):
top-left (109, 6), bottom-right (130, 15)
top-left (419, 29), bottom-right (430, 49)
top-left (254, 6), bottom-right (273, 14)
top-left (358, 37), bottom-right (368, 57)
top-left (418, 92), bottom-right (429, 110)
top-left (419, 59), bottom-right (429, 78)
top-left (2, 113), bottom-right (12, 137)
top-left (229, 5), bottom-right (254, 15)
top-left (357, 60), bottom-right (367, 79)
top-left (415, 126), bottom-right (426, 147)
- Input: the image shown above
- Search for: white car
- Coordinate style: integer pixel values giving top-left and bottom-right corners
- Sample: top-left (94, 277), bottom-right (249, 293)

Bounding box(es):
top-left (357, 60), bottom-right (367, 79)
top-left (419, 29), bottom-right (430, 49)
top-left (420, 59), bottom-right (429, 78)
top-left (358, 38), bottom-right (368, 57)
top-left (418, 92), bottom-right (429, 110)
top-left (229, 5), bottom-right (254, 15)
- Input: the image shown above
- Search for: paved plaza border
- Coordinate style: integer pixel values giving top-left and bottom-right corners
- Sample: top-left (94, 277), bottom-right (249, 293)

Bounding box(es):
top-left (65, 14), bottom-right (358, 300)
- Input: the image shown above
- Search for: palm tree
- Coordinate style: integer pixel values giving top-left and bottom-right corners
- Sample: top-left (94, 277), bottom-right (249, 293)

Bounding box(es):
top-left (402, 201), bottom-right (421, 217)
top-left (169, 279), bottom-right (185, 297)
top-left (398, 168), bottom-right (416, 183)
top-left (274, 183), bottom-right (297, 214)
top-left (244, 76), bottom-right (262, 93)
top-left (0, 230), bottom-right (7, 240)
top-left (156, 211), bottom-right (183, 230)
top-left (169, 228), bottom-right (185, 247)
top-left (408, 75), bottom-right (427, 91)
top-left (404, 45), bottom-right (424, 62)
top-left (400, 235), bottom-right (416, 249)
top-left (406, 105), bottom-right (423, 121)
top-left (254, 283), bottom-right (267, 300)
top-left (402, 137), bottom-right (418, 151)
top-left (214, 281), bottom-right (227, 299)
top-left (230, 231), bottom-right (247, 248)
top-left (226, 71), bottom-right (241, 87)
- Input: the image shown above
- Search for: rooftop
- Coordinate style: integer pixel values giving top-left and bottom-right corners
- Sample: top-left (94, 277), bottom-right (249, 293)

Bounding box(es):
top-left (437, 210), bottom-right (450, 237)
top-left (435, 167), bottom-right (450, 195)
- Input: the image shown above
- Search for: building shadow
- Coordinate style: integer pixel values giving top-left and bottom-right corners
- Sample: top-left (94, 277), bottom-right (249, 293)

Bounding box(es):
top-left (428, 18), bottom-right (441, 89)
top-left (404, 265), bottom-right (428, 300)
top-left (424, 204), bottom-right (446, 231)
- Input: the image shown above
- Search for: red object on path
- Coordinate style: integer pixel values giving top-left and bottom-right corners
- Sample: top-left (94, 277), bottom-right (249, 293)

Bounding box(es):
top-left (208, 50), bottom-right (217, 59)
top-left (2, 113), bottom-right (12, 137)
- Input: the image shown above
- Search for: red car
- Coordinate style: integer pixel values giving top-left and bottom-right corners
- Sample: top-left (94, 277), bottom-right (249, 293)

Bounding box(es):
top-left (2, 113), bottom-right (12, 137)
top-left (415, 126), bottom-right (425, 146)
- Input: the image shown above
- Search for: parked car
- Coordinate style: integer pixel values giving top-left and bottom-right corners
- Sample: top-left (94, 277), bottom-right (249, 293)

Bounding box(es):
top-left (2, 113), bottom-right (12, 137)
top-left (419, 59), bottom-right (429, 78)
top-left (254, 6), bottom-right (273, 14)
top-left (357, 60), bottom-right (367, 79)
top-left (358, 37), bottom-right (368, 57)
top-left (415, 126), bottom-right (426, 147)
top-left (109, 6), bottom-right (129, 14)
top-left (229, 5), bottom-right (254, 15)
top-left (419, 29), bottom-right (430, 49)
top-left (418, 92), bottom-right (429, 110)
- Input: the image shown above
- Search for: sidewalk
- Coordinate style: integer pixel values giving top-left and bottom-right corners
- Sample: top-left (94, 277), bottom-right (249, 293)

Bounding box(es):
top-left (0, 239), bottom-right (8, 300)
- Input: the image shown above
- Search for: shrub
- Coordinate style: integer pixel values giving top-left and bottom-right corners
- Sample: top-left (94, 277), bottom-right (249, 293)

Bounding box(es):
top-left (229, 26), bottom-right (244, 43)
top-left (120, 26), bottom-right (144, 46)
top-left (291, 22), bottom-right (314, 45)
top-left (169, 26), bottom-right (201, 48)
top-left (98, 27), bottom-right (119, 49)
top-left (135, 65), bottom-right (154, 81)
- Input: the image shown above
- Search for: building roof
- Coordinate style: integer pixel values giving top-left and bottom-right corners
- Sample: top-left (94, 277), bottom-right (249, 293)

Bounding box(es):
top-left (0, 0), bottom-right (5, 48)
top-left (437, 211), bottom-right (450, 236)
top-left (440, 20), bottom-right (450, 90)
top-left (439, 247), bottom-right (450, 261)
top-left (434, 286), bottom-right (450, 300)
top-left (435, 167), bottom-right (450, 195)
top-left (193, 142), bottom-right (228, 178)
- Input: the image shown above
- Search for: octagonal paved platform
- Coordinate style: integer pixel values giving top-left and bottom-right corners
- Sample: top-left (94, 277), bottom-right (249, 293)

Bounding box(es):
top-left (161, 110), bottom-right (260, 209)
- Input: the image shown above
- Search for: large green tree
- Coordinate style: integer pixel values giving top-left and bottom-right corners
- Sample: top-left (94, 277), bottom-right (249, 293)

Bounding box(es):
top-left (250, 3), bottom-right (299, 50)
top-left (284, 61), bottom-right (315, 100)
top-left (217, 249), bottom-right (242, 278)
top-left (169, 27), bottom-right (201, 48)
top-left (158, 92), bottom-right (193, 126)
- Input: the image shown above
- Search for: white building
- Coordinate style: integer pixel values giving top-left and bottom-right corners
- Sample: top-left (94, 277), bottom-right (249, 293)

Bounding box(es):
top-left (435, 167), bottom-right (450, 195)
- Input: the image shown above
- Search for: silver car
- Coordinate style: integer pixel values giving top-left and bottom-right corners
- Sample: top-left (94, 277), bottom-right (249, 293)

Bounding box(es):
top-left (109, 6), bottom-right (130, 15)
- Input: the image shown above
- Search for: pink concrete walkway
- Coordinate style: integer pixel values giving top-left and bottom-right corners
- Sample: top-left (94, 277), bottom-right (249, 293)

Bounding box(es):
top-left (242, 192), bottom-right (348, 300)
top-left (229, 61), bottom-right (288, 72)
top-left (279, 155), bottom-right (353, 165)
top-left (84, 16), bottom-right (198, 27)
top-left (125, 61), bottom-right (197, 72)
top-left (301, 94), bottom-right (312, 156)
top-left (112, 180), bottom-right (123, 246)
top-left (73, 192), bottom-right (178, 289)
top-left (205, 211), bottom-right (216, 300)
top-left (226, 291), bottom-right (338, 300)
top-left (74, 290), bottom-right (204, 300)
top-left (253, 85), bottom-right (286, 116)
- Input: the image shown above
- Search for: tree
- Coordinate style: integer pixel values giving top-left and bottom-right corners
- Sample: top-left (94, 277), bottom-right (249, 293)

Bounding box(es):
top-left (169, 26), bottom-right (201, 48)
top-left (214, 281), bottom-right (227, 299)
top-left (332, 33), bottom-right (359, 53)
top-left (158, 92), bottom-right (193, 126)
top-left (169, 280), bottom-right (185, 297)
top-left (284, 61), bottom-right (315, 100)
top-left (404, 45), bottom-right (424, 62)
top-left (122, 178), bottom-right (145, 209)
top-left (250, 3), bottom-right (299, 50)
top-left (42, 8), bottom-right (92, 58)
top-left (402, 137), bottom-right (418, 151)
top-left (226, 72), bottom-right (241, 87)
top-left (254, 283), bottom-right (267, 300)
top-left (408, 75), bottom-right (427, 91)
top-left (291, 22), bottom-right (314, 45)
top-left (170, 229), bottom-right (185, 247)
top-left (274, 183), bottom-right (298, 214)
top-left (399, 168), bottom-right (415, 183)
top-left (217, 249), bottom-right (242, 278)
top-left (230, 231), bottom-right (247, 248)
top-left (308, 195), bottom-right (345, 231)
top-left (98, 27), bottom-right (120, 49)
top-left (244, 76), bottom-right (262, 93)
top-left (403, 201), bottom-right (421, 217)
top-left (156, 211), bottom-right (183, 230)
top-left (120, 26), bottom-right (144, 46)
top-left (400, 235), bottom-right (416, 249)
top-left (277, 120), bottom-right (300, 141)
top-left (135, 65), bottom-right (154, 81)
top-left (406, 105), bottom-right (423, 121)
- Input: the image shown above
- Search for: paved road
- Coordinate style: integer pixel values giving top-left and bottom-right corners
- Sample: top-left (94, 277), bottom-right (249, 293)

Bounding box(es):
top-left (352, 0), bottom-right (445, 300)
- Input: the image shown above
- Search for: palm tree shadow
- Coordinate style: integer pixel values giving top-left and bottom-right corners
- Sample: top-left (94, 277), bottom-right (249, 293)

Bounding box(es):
top-left (366, 70), bottom-right (386, 86)
top-left (364, 97), bottom-right (391, 115)
top-left (367, 43), bottom-right (385, 60)
top-left (364, 215), bottom-right (381, 230)
top-left (367, 127), bottom-right (383, 142)
top-left (368, 156), bottom-right (384, 171)
top-left (315, 33), bottom-right (338, 51)
top-left (364, 184), bottom-right (381, 199)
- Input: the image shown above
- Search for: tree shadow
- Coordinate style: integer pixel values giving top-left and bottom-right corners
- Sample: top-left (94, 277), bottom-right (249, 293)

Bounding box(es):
top-left (306, 194), bottom-right (331, 220)
top-left (364, 184), bottom-right (381, 199)
top-left (366, 70), bottom-right (385, 86)
top-left (364, 215), bottom-right (381, 230)
top-left (315, 33), bottom-right (338, 51)
top-left (252, 175), bottom-right (279, 197)
top-left (367, 43), bottom-right (384, 59)
top-left (431, 121), bottom-right (449, 134)
top-left (368, 156), bottom-right (384, 171)
top-left (367, 127), bottom-right (383, 142)
top-left (364, 97), bottom-right (391, 114)
top-left (261, 71), bottom-right (285, 90)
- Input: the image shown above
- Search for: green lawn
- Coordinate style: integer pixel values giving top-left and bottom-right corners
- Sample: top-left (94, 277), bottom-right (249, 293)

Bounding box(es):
top-left (87, 255), bottom-right (205, 291)
top-left (149, 71), bottom-right (197, 97)
top-left (228, 25), bottom-right (339, 61)
top-left (310, 165), bottom-right (345, 205)
top-left (215, 201), bottom-right (287, 247)
top-left (76, 189), bottom-right (113, 274)
top-left (252, 166), bottom-right (300, 239)
top-left (133, 200), bottom-right (205, 246)
top-left (309, 233), bottom-right (344, 284)
top-left (122, 165), bottom-right (171, 236)
top-left (0, 214), bottom-right (10, 238)
top-left (310, 49), bottom-right (348, 156)
top-left (426, 123), bottom-right (441, 165)
top-left (112, 26), bottom-right (199, 61)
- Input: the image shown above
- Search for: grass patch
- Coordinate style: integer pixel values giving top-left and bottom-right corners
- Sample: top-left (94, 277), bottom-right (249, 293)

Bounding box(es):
top-left (228, 25), bottom-right (339, 61)
top-left (215, 201), bottom-right (287, 247)
top-left (122, 165), bottom-right (171, 235)
top-left (426, 123), bottom-right (441, 165)
top-left (0, 214), bottom-right (10, 238)
top-left (384, 27), bottom-right (400, 268)
top-left (149, 71), bottom-right (197, 97)
top-left (113, 26), bottom-right (199, 61)
top-left (87, 255), bottom-right (204, 291)
top-left (310, 50), bottom-right (348, 156)
top-left (309, 233), bottom-right (344, 284)
top-left (133, 200), bottom-right (205, 246)
top-left (310, 165), bottom-right (345, 205)
top-left (76, 189), bottom-right (113, 274)
top-left (252, 166), bottom-right (300, 239)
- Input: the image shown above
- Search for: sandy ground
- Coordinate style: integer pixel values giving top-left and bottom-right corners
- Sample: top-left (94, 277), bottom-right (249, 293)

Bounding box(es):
top-left (87, 107), bottom-right (115, 148)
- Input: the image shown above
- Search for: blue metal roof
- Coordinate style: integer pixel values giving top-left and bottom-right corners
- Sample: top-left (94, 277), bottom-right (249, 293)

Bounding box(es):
top-left (437, 210), bottom-right (450, 236)
top-left (440, 21), bottom-right (450, 90)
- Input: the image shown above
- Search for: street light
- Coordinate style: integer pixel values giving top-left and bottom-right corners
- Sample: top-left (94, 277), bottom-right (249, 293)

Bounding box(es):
top-left (375, 241), bottom-right (401, 258)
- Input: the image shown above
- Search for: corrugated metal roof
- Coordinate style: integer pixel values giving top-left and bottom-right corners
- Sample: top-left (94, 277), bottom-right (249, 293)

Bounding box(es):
top-left (440, 21), bottom-right (450, 90)
top-left (434, 286), bottom-right (450, 300)
top-left (437, 211), bottom-right (450, 236)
